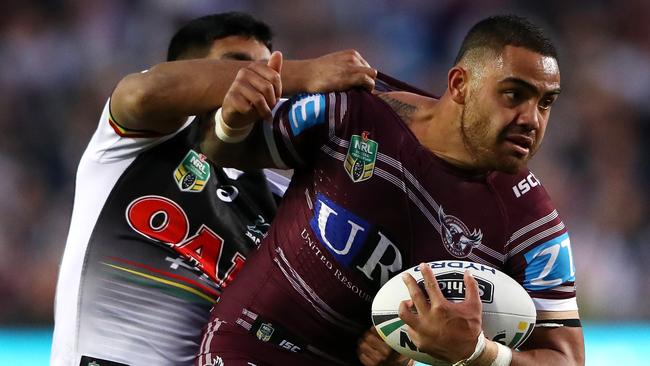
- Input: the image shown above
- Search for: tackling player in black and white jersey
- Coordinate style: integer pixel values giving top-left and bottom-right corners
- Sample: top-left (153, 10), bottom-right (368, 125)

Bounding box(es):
top-left (50, 12), bottom-right (377, 366)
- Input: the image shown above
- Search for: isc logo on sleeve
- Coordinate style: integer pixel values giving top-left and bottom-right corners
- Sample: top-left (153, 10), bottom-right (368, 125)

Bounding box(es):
top-left (288, 93), bottom-right (326, 136)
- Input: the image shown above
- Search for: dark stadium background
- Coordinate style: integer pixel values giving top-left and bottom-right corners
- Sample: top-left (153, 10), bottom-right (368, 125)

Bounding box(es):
top-left (1, 0), bottom-right (648, 364)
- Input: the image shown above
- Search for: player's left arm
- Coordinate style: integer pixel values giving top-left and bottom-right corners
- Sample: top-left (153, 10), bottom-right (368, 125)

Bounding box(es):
top-left (512, 313), bottom-right (584, 365)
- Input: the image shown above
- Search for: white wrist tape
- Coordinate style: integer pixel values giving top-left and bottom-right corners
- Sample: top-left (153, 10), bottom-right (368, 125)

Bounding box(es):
top-left (214, 107), bottom-right (253, 143)
top-left (490, 342), bottom-right (513, 366)
top-left (452, 331), bottom-right (486, 366)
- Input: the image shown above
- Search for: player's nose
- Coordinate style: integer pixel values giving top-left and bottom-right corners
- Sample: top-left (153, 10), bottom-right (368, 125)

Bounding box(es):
top-left (516, 100), bottom-right (540, 132)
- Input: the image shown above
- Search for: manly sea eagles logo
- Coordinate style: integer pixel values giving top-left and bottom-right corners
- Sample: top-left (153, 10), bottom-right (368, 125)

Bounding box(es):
top-left (438, 206), bottom-right (483, 258)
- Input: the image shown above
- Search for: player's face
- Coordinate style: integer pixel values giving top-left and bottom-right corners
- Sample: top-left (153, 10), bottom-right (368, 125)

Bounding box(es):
top-left (206, 35), bottom-right (271, 62)
top-left (461, 46), bottom-right (561, 173)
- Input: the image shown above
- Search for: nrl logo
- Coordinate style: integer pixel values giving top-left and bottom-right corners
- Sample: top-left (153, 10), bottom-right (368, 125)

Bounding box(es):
top-left (438, 206), bottom-right (483, 258)
top-left (344, 131), bottom-right (378, 183)
top-left (256, 322), bottom-right (274, 342)
top-left (173, 150), bottom-right (211, 193)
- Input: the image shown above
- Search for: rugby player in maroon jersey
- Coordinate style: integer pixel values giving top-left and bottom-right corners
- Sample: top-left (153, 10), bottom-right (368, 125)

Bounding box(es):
top-left (197, 15), bottom-right (584, 366)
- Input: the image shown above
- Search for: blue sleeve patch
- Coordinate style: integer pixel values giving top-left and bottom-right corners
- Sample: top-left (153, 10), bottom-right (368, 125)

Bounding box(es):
top-left (523, 232), bottom-right (576, 291)
top-left (288, 93), bottom-right (326, 136)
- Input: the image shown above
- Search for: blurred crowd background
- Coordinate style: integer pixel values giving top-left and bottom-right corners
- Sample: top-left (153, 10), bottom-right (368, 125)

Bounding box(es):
top-left (0, 0), bottom-right (648, 326)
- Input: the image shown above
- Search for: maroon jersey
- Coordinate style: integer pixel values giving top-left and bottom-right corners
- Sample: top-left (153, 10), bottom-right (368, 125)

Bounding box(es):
top-left (196, 89), bottom-right (576, 366)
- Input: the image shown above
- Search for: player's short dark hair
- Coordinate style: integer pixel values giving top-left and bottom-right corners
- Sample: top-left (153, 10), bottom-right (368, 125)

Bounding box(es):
top-left (167, 12), bottom-right (273, 61)
top-left (453, 15), bottom-right (557, 65)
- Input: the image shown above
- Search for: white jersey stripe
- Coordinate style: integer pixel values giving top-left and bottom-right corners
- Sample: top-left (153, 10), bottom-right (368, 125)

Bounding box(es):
top-left (321, 144), bottom-right (347, 162)
top-left (509, 222), bottom-right (566, 257)
top-left (508, 210), bottom-right (558, 245)
top-left (477, 243), bottom-right (506, 262)
top-left (375, 167), bottom-right (407, 193)
top-left (466, 253), bottom-right (493, 266)
top-left (273, 247), bottom-right (363, 332)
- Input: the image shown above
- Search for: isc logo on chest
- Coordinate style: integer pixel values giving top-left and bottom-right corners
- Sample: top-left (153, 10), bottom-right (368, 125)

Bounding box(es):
top-left (309, 193), bottom-right (402, 286)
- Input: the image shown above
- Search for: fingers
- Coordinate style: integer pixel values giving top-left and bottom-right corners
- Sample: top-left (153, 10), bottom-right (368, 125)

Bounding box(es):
top-left (357, 327), bottom-right (393, 366)
top-left (229, 79), bottom-right (273, 120)
top-left (351, 66), bottom-right (377, 90)
top-left (346, 49), bottom-right (371, 68)
top-left (418, 263), bottom-right (446, 305)
top-left (463, 270), bottom-right (482, 310)
top-left (402, 270), bottom-right (430, 316)
top-left (267, 51), bottom-right (283, 98)
top-left (225, 62), bottom-right (281, 123)
top-left (398, 298), bottom-right (418, 328)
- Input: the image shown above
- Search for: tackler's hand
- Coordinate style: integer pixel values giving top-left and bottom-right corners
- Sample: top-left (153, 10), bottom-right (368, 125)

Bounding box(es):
top-left (302, 49), bottom-right (377, 92)
top-left (398, 263), bottom-right (483, 363)
top-left (222, 51), bottom-right (283, 130)
top-left (357, 327), bottom-right (411, 366)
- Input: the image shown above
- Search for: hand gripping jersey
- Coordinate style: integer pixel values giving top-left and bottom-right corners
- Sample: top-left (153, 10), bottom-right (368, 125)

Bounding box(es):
top-left (197, 89), bottom-right (577, 366)
top-left (51, 100), bottom-right (287, 366)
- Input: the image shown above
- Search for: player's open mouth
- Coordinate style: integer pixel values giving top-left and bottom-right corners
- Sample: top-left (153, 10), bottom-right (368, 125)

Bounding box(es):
top-left (505, 134), bottom-right (533, 155)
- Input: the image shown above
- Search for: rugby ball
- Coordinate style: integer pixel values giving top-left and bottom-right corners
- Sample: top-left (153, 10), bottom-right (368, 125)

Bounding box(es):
top-left (371, 260), bottom-right (536, 365)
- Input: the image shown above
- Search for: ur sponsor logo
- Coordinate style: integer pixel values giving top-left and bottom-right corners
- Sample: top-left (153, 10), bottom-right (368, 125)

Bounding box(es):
top-left (309, 193), bottom-right (402, 286)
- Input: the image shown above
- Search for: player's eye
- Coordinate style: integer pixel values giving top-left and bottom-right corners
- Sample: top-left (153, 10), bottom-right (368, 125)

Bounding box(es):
top-left (538, 96), bottom-right (557, 110)
top-left (503, 90), bottom-right (523, 104)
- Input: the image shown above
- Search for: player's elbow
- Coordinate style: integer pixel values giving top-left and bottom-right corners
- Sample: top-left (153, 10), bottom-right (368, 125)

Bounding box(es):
top-left (111, 73), bottom-right (155, 126)
top-left (111, 68), bottom-right (176, 129)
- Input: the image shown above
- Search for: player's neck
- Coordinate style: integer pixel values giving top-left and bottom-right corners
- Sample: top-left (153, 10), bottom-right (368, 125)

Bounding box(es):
top-left (414, 93), bottom-right (484, 172)
top-left (378, 91), bottom-right (486, 172)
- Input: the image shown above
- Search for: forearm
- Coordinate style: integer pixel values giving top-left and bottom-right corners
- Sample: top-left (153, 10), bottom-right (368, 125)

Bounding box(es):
top-left (111, 59), bottom-right (253, 133)
top-left (510, 346), bottom-right (583, 366)
top-left (443, 338), bottom-right (583, 366)
top-left (199, 113), bottom-right (277, 169)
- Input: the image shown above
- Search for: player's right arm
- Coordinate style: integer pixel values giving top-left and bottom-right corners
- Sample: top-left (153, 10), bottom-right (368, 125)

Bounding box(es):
top-left (110, 50), bottom-right (376, 135)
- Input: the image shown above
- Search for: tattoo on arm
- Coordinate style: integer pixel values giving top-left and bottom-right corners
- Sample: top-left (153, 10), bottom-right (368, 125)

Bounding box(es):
top-left (378, 94), bottom-right (417, 124)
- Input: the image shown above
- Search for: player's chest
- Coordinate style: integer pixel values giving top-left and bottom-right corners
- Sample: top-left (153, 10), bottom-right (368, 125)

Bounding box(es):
top-left (311, 145), bottom-right (509, 267)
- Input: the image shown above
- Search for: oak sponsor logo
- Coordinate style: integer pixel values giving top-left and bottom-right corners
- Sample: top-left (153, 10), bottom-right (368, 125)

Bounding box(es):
top-left (125, 195), bottom-right (245, 288)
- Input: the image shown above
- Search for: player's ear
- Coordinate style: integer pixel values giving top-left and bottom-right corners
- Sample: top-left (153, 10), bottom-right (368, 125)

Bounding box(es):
top-left (448, 66), bottom-right (468, 105)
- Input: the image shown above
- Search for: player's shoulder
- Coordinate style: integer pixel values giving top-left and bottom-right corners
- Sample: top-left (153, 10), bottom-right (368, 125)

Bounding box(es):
top-left (490, 168), bottom-right (549, 203)
top-left (488, 168), bottom-right (558, 227)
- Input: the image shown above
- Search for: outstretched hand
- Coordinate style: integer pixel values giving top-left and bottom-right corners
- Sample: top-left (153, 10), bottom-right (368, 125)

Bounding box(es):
top-left (221, 51), bottom-right (283, 130)
top-left (301, 49), bottom-right (377, 93)
top-left (399, 263), bottom-right (483, 363)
